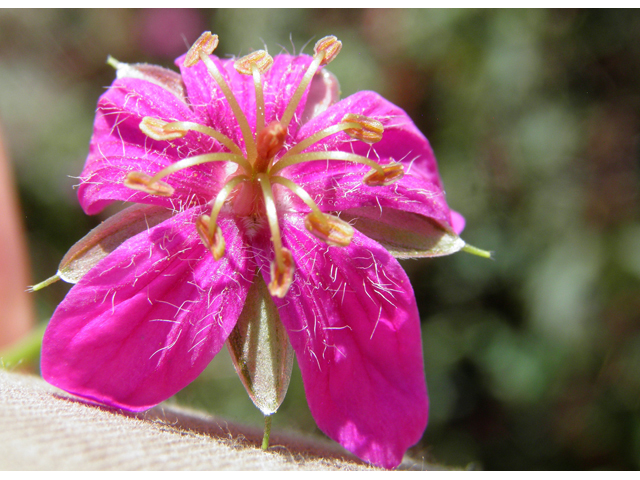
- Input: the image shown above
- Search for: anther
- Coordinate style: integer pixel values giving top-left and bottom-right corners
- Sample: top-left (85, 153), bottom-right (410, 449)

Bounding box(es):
top-left (184, 31), bottom-right (219, 67)
top-left (140, 117), bottom-right (187, 141)
top-left (256, 121), bottom-right (287, 162)
top-left (363, 161), bottom-right (405, 186)
top-left (314, 36), bottom-right (342, 66)
top-left (124, 172), bottom-right (175, 196)
top-left (304, 212), bottom-right (354, 247)
top-left (268, 248), bottom-right (295, 298)
top-left (195, 214), bottom-right (225, 260)
top-left (341, 114), bottom-right (384, 144)
top-left (234, 50), bottom-right (274, 75)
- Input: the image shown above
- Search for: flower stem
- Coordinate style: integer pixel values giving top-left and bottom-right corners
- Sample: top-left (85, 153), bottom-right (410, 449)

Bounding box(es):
top-left (0, 323), bottom-right (46, 369)
top-left (262, 415), bottom-right (272, 450)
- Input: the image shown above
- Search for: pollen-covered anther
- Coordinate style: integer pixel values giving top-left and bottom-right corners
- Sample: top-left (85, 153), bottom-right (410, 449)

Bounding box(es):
top-left (341, 114), bottom-right (384, 144)
top-left (124, 171), bottom-right (175, 197)
top-left (363, 162), bottom-right (405, 187)
top-left (314, 36), bottom-right (342, 66)
top-left (139, 117), bottom-right (187, 141)
top-left (195, 214), bottom-right (225, 260)
top-left (184, 31), bottom-right (219, 67)
top-left (234, 50), bottom-right (274, 75)
top-left (256, 121), bottom-right (287, 162)
top-left (304, 212), bottom-right (354, 247)
top-left (268, 248), bottom-right (294, 298)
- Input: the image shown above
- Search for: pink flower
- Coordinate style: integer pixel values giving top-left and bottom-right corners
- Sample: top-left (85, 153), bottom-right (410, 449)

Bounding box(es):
top-left (40, 33), bottom-right (471, 468)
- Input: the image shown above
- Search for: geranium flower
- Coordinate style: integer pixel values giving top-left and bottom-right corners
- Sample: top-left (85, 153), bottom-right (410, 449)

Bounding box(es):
top-left (38, 33), bottom-right (484, 469)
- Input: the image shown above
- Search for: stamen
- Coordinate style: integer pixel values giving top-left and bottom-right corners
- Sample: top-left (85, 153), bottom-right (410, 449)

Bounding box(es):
top-left (208, 174), bottom-right (250, 236)
top-left (269, 247), bottom-right (294, 299)
top-left (313, 36), bottom-right (342, 67)
top-left (270, 176), bottom-right (323, 218)
top-left (277, 120), bottom-right (379, 162)
top-left (124, 171), bottom-right (174, 197)
top-left (269, 150), bottom-right (384, 177)
top-left (234, 50), bottom-right (273, 75)
top-left (234, 51), bottom-right (273, 134)
top-left (279, 36), bottom-right (343, 131)
top-left (253, 64), bottom-right (266, 134)
top-left (148, 153), bottom-right (252, 184)
top-left (140, 117), bottom-right (187, 142)
top-left (184, 31), bottom-right (219, 67)
top-left (304, 212), bottom-right (354, 247)
top-left (196, 214), bottom-right (225, 260)
top-left (165, 121), bottom-right (243, 156)
top-left (256, 174), bottom-right (294, 297)
top-left (363, 161), bottom-right (405, 186)
top-left (198, 53), bottom-right (258, 162)
top-left (341, 114), bottom-right (384, 144)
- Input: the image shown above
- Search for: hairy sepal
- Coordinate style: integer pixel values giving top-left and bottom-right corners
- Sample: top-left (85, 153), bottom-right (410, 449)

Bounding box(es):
top-left (340, 207), bottom-right (465, 258)
top-left (58, 204), bottom-right (173, 284)
top-left (226, 273), bottom-right (294, 415)
top-left (111, 59), bottom-right (188, 104)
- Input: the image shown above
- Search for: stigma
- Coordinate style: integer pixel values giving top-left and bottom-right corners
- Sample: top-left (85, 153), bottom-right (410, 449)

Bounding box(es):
top-left (123, 32), bottom-right (404, 298)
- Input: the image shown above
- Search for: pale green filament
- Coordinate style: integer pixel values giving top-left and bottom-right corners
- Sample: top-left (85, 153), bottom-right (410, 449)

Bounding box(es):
top-left (277, 122), bottom-right (360, 162)
top-left (270, 150), bottom-right (384, 176)
top-left (149, 153), bottom-right (251, 185)
top-left (208, 174), bottom-right (249, 237)
top-left (257, 173), bottom-right (285, 269)
top-left (252, 63), bottom-right (266, 135)
top-left (279, 51), bottom-right (325, 131)
top-left (167, 121), bottom-right (243, 156)
top-left (199, 53), bottom-right (258, 162)
top-left (270, 176), bottom-right (323, 218)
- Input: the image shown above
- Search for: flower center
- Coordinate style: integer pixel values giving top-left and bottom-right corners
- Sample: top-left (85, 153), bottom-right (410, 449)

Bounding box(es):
top-left (124, 33), bottom-right (404, 297)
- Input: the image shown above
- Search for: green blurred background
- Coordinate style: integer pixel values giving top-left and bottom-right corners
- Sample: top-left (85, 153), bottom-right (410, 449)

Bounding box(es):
top-left (1, 9), bottom-right (639, 469)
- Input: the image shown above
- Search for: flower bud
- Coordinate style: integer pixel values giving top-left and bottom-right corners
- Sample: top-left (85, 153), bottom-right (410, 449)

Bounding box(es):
top-left (139, 117), bottom-right (187, 141)
top-left (304, 212), bottom-right (354, 247)
top-left (234, 50), bottom-right (274, 75)
top-left (341, 114), bottom-right (384, 144)
top-left (363, 162), bottom-right (405, 186)
top-left (184, 32), bottom-right (219, 67)
top-left (124, 171), bottom-right (175, 197)
top-left (314, 36), bottom-right (342, 66)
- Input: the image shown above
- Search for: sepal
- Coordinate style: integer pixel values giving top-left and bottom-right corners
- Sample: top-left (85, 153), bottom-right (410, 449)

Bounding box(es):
top-left (226, 273), bottom-right (294, 415)
top-left (57, 204), bottom-right (172, 283)
top-left (341, 207), bottom-right (465, 258)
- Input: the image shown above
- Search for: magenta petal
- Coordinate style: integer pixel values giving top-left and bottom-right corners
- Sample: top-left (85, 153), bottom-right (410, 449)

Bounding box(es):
top-left (287, 168), bottom-right (455, 235)
top-left (284, 89), bottom-right (459, 232)
top-left (78, 77), bottom-right (226, 215)
top-left (267, 214), bottom-right (428, 469)
top-left (449, 209), bottom-right (466, 235)
top-left (41, 209), bottom-right (253, 411)
top-left (294, 90), bottom-right (445, 189)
